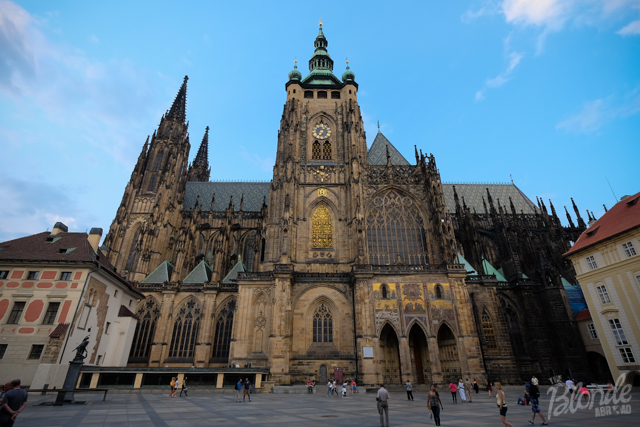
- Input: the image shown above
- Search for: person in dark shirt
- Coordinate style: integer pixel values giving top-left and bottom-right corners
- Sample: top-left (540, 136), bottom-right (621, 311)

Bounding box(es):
top-left (243, 378), bottom-right (252, 402)
top-left (0, 379), bottom-right (28, 427)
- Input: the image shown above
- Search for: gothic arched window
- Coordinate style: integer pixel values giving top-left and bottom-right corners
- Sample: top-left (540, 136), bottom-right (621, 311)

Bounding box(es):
top-left (322, 141), bottom-right (332, 160)
top-left (147, 174), bottom-right (158, 192)
top-left (500, 298), bottom-right (526, 356)
top-left (312, 141), bottom-right (321, 159)
top-left (313, 304), bottom-right (333, 343)
top-left (212, 300), bottom-right (235, 361)
top-left (312, 205), bottom-right (333, 248)
top-left (242, 231), bottom-right (257, 272)
top-left (168, 299), bottom-right (201, 359)
top-left (381, 284), bottom-right (388, 299)
top-left (481, 310), bottom-right (497, 350)
top-left (125, 227), bottom-right (142, 272)
top-left (435, 284), bottom-right (443, 299)
top-left (366, 190), bottom-right (429, 265)
top-left (152, 150), bottom-right (164, 172)
top-left (129, 298), bottom-right (160, 360)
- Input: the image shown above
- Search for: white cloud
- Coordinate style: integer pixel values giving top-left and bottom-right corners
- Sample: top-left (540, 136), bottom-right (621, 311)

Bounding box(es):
top-left (462, 2), bottom-right (501, 22)
top-left (502, 0), bottom-right (568, 28)
top-left (476, 51), bottom-right (524, 99)
top-left (557, 89), bottom-right (640, 133)
top-left (89, 34), bottom-right (99, 43)
top-left (475, 91), bottom-right (485, 101)
top-left (618, 19), bottom-right (640, 34)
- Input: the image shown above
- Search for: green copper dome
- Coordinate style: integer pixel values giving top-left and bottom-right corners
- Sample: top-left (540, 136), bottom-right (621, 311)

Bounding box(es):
top-left (342, 62), bottom-right (355, 82)
top-left (288, 61), bottom-right (302, 81)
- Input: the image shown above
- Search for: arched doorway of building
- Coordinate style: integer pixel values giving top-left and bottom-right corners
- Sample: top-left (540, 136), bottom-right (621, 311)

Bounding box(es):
top-left (626, 371), bottom-right (640, 386)
top-left (409, 323), bottom-right (430, 384)
top-left (319, 365), bottom-right (328, 385)
top-left (438, 323), bottom-right (461, 383)
top-left (380, 323), bottom-right (402, 385)
top-left (587, 352), bottom-right (613, 384)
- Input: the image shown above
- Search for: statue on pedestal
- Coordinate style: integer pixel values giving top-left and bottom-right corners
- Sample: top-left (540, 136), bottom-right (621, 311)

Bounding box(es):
top-left (72, 335), bottom-right (90, 362)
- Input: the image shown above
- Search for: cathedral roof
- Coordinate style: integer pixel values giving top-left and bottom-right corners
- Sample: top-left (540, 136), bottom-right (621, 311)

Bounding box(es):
top-left (185, 182), bottom-right (271, 212)
top-left (367, 132), bottom-right (411, 166)
top-left (442, 183), bottom-right (537, 215)
top-left (141, 260), bottom-right (174, 284)
top-left (221, 260), bottom-right (245, 285)
top-left (182, 260), bottom-right (213, 284)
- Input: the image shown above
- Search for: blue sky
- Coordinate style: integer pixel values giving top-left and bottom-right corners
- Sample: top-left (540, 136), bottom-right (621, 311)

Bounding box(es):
top-left (0, 0), bottom-right (639, 243)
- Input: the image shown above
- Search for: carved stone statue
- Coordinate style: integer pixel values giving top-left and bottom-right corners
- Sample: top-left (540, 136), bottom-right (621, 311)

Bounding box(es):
top-left (72, 335), bottom-right (90, 362)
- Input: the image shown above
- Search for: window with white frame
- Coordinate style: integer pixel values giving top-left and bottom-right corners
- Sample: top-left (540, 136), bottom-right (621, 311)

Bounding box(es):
top-left (609, 318), bottom-right (628, 345)
top-left (619, 347), bottom-right (636, 364)
top-left (586, 255), bottom-right (598, 270)
top-left (622, 242), bottom-right (637, 258)
top-left (596, 285), bottom-right (611, 304)
top-left (636, 274), bottom-right (640, 287)
top-left (587, 323), bottom-right (598, 340)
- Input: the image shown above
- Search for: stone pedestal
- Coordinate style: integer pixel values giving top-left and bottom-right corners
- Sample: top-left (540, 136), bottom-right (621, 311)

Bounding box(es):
top-left (56, 360), bottom-right (83, 404)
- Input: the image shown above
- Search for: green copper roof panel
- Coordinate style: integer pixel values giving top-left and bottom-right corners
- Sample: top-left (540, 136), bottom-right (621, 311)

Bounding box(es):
top-left (482, 258), bottom-right (507, 281)
top-left (141, 261), bottom-right (174, 284)
top-left (182, 260), bottom-right (213, 284)
top-left (457, 253), bottom-right (477, 274)
top-left (221, 260), bottom-right (245, 285)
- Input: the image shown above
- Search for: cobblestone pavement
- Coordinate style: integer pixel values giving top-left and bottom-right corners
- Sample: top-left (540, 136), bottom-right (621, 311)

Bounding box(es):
top-left (14, 387), bottom-right (640, 426)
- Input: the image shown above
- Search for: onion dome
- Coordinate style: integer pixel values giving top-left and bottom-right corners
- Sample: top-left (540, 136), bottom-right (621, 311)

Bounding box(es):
top-left (288, 60), bottom-right (302, 81)
top-left (342, 60), bottom-right (355, 82)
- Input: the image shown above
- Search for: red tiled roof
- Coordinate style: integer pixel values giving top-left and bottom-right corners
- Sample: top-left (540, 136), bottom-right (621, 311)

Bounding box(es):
top-left (118, 305), bottom-right (139, 320)
top-left (49, 323), bottom-right (70, 338)
top-left (564, 191), bottom-right (640, 256)
top-left (574, 309), bottom-right (591, 322)
top-left (0, 231), bottom-right (144, 298)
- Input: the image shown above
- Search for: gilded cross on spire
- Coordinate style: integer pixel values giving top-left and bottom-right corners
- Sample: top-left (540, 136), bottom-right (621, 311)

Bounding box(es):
top-left (319, 16), bottom-right (322, 26)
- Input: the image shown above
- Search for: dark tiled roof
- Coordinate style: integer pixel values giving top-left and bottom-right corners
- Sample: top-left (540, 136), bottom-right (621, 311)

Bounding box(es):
top-left (0, 231), bottom-right (144, 298)
top-left (442, 184), bottom-right (538, 215)
top-left (141, 261), bottom-right (174, 284)
top-left (565, 191), bottom-right (640, 256)
top-left (118, 305), bottom-right (139, 320)
top-left (367, 132), bottom-right (411, 166)
top-left (49, 323), bottom-right (69, 338)
top-left (184, 182), bottom-right (270, 212)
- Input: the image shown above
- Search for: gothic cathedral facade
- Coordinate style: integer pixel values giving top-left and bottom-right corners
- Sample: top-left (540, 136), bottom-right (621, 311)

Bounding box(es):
top-left (103, 25), bottom-right (592, 386)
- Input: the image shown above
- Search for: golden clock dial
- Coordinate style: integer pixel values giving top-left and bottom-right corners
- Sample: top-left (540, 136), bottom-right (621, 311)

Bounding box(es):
top-left (312, 123), bottom-right (331, 140)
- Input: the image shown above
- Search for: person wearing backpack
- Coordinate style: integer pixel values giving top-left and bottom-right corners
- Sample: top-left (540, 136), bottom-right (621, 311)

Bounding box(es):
top-left (528, 383), bottom-right (548, 426)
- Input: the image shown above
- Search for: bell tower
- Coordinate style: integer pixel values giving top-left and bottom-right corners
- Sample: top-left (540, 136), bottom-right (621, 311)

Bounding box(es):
top-left (263, 23), bottom-right (369, 270)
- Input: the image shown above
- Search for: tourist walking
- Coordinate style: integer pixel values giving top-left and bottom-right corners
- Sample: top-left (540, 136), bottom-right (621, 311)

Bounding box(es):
top-left (495, 382), bottom-right (515, 427)
top-left (428, 384), bottom-right (443, 427)
top-left (458, 379), bottom-right (466, 402)
top-left (180, 377), bottom-right (188, 397)
top-left (243, 378), bottom-right (252, 402)
top-left (236, 379), bottom-right (243, 403)
top-left (565, 377), bottom-right (576, 400)
top-left (332, 380), bottom-right (339, 396)
top-left (0, 379), bottom-right (28, 426)
top-left (405, 379), bottom-right (414, 401)
top-left (351, 380), bottom-right (357, 394)
top-left (169, 377), bottom-right (176, 397)
top-left (473, 378), bottom-right (479, 395)
top-left (174, 378), bottom-right (180, 398)
top-left (327, 380), bottom-right (332, 397)
top-left (487, 381), bottom-right (493, 397)
top-left (449, 381), bottom-right (457, 403)
top-left (524, 379), bottom-right (531, 405)
top-left (376, 384), bottom-right (390, 427)
top-left (528, 382), bottom-right (548, 426)
top-left (464, 379), bottom-right (473, 402)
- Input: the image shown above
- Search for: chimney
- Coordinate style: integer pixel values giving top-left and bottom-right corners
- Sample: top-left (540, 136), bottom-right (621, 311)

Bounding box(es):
top-left (51, 222), bottom-right (68, 235)
top-left (88, 228), bottom-right (103, 252)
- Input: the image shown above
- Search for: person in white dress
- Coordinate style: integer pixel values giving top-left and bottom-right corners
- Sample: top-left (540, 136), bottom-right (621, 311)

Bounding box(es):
top-left (458, 379), bottom-right (466, 402)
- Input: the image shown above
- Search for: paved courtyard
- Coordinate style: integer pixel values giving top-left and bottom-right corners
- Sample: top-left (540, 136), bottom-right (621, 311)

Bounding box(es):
top-left (14, 387), bottom-right (640, 426)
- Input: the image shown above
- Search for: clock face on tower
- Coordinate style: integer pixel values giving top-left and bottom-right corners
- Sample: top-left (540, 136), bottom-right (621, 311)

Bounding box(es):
top-left (312, 124), bottom-right (331, 140)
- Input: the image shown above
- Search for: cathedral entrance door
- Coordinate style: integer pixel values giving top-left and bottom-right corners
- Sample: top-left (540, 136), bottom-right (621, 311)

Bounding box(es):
top-left (319, 365), bottom-right (327, 384)
top-left (409, 324), bottom-right (429, 384)
top-left (437, 324), bottom-right (461, 383)
top-left (380, 324), bottom-right (402, 385)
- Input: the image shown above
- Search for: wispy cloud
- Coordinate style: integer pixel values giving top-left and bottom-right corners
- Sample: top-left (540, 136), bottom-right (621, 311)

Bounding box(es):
top-left (461, 2), bottom-right (501, 22)
top-left (476, 47), bottom-right (524, 101)
top-left (556, 89), bottom-right (640, 133)
top-left (239, 146), bottom-right (274, 174)
top-left (618, 19), bottom-right (640, 34)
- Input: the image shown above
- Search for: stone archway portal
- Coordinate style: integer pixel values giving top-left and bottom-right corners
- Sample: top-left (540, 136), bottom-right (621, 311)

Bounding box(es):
top-left (380, 324), bottom-right (402, 386)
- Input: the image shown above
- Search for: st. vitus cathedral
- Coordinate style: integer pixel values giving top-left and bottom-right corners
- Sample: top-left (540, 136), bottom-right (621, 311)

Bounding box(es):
top-left (103, 25), bottom-right (593, 386)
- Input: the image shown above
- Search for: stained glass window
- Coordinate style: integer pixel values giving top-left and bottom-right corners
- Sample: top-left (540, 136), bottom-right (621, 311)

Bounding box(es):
top-left (312, 205), bottom-right (333, 248)
top-left (313, 304), bottom-right (333, 343)
top-left (312, 141), bottom-right (321, 159)
top-left (482, 311), bottom-right (497, 350)
top-left (366, 190), bottom-right (428, 265)
top-left (129, 298), bottom-right (160, 359)
top-left (212, 300), bottom-right (235, 361)
top-left (168, 299), bottom-right (201, 359)
top-left (322, 141), bottom-right (332, 159)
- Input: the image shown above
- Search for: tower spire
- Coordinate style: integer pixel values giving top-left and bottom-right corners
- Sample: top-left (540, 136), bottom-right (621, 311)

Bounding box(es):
top-left (572, 197), bottom-right (586, 228)
top-left (193, 126), bottom-right (209, 168)
top-left (167, 76), bottom-right (188, 123)
top-left (564, 206), bottom-right (575, 228)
